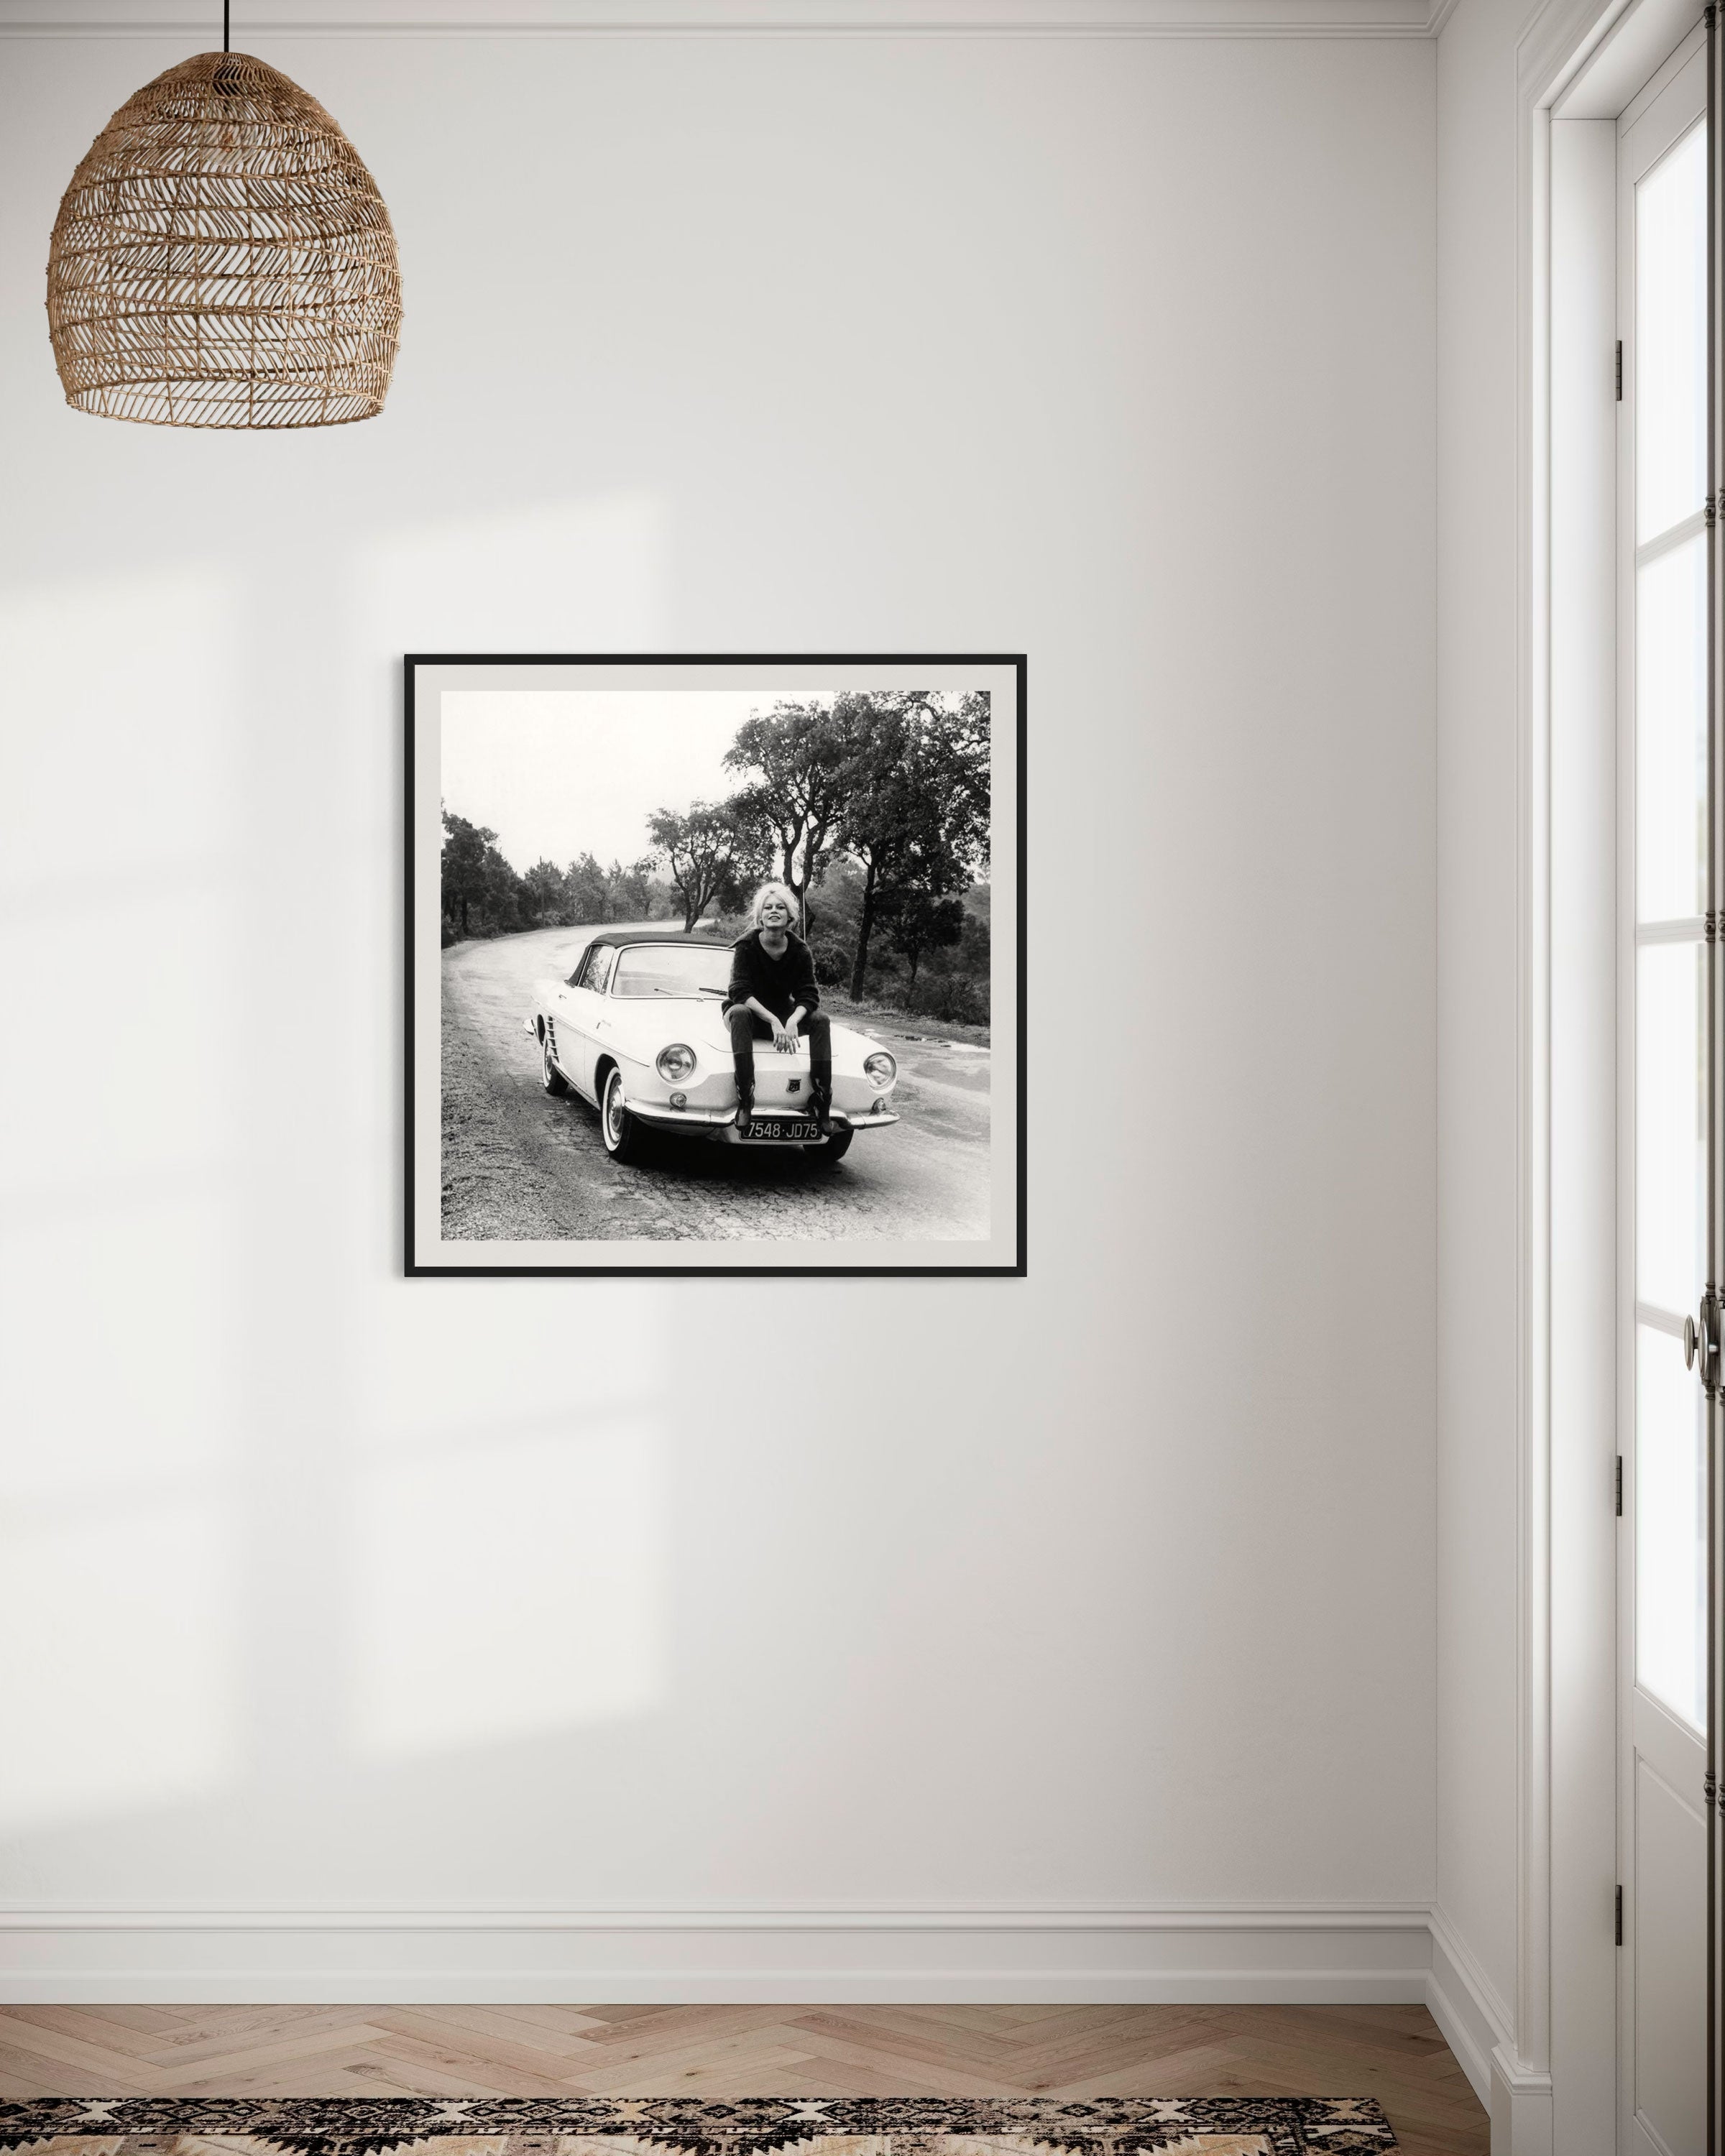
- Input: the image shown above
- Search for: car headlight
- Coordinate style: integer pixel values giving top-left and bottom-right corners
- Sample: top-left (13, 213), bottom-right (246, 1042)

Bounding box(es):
top-left (656, 1044), bottom-right (697, 1082)
top-left (863, 1051), bottom-right (896, 1088)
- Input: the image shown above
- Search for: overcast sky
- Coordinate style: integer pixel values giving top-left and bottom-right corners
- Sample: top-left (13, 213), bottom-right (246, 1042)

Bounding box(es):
top-left (441, 688), bottom-right (832, 872)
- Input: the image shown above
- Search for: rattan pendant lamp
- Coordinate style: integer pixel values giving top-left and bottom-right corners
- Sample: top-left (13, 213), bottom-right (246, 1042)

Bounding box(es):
top-left (46, 0), bottom-right (402, 428)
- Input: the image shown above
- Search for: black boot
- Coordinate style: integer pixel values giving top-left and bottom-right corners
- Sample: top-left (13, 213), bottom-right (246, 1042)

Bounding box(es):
top-left (810, 1079), bottom-right (834, 1138)
top-left (735, 1078), bottom-right (754, 1135)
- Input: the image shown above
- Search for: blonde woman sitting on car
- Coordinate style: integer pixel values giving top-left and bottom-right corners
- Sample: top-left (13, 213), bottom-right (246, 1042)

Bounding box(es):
top-left (723, 881), bottom-right (833, 1138)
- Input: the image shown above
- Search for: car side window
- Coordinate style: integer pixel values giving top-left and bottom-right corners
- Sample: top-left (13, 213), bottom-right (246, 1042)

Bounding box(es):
top-left (585, 945), bottom-right (616, 997)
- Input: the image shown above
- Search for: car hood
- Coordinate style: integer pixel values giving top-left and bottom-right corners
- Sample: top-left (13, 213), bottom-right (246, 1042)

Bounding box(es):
top-left (613, 997), bottom-right (885, 1067)
top-left (685, 1001), bottom-right (743, 1052)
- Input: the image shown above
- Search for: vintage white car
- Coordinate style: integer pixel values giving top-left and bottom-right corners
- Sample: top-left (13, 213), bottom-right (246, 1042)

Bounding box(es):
top-left (527, 929), bottom-right (901, 1164)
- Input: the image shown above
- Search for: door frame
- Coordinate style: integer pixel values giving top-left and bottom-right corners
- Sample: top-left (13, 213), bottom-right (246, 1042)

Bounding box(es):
top-left (1614, 42), bottom-right (1713, 2156)
top-left (1514, 0), bottom-right (1709, 2149)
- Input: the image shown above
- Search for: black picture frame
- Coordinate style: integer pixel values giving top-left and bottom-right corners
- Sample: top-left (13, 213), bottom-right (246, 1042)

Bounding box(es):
top-left (405, 653), bottom-right (1026, 1278)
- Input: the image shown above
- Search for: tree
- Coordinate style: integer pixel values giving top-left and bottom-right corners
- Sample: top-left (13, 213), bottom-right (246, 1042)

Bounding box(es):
top-left (831, 699), bottom-right (915, 999)
top-left (723, 701), bottom-right (857, 933)
top-left (944, 691), bottom-right (994, 870)
top-left (877, 886), bottom-right (966, 992)
top-left (832, 691), bottom-right (992, 998)
top-left (520, 858), bottom-right (569, 926)
top-left (441, 808), bottom-right (521, 940)
top-left (564, 851), bottom-right (613, 925)
top-left (647, 800), bottom-right (765, 930)
top-left (610, 857), bottom-right (658, 920)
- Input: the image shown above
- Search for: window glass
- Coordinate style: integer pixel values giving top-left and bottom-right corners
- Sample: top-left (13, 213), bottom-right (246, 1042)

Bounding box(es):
top-left (1637, 1318), bottom-right (1708, 1731)
top-left (1637, 119), bottom-right (1708, 541)
top-left (1637, 531), bottom-right (1707, 923)
top-left (1637, 939), bottom-right (1706, 1317)
top-left (612, 945), bottom-right (732, 998)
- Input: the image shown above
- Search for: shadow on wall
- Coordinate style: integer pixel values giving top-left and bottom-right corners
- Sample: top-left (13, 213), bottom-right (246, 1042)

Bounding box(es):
top-left (0, 502), bottom-right (676, 1854)
top-left (348, 1414), bottom-right (668, 1765)
top-left (0, 1409), bottom-right (671, 1839)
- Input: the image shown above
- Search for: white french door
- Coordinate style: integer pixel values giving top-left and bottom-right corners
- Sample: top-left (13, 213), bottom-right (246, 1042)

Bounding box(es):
top-left (1619, 30), bottom-right (1716, 2156)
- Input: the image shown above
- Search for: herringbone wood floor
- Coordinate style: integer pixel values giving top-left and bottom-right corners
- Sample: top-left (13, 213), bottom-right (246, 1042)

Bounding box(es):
top-left (0, 2004), bottom-right (1485, 2155)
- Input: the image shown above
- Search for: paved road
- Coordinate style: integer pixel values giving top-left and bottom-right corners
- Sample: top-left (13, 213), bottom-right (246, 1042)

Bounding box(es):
top-left (440, 923), bottom-right (993, 1245)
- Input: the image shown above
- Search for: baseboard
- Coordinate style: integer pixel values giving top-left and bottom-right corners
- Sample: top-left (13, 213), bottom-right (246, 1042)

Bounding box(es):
top-left (1425, 1906), bottom-right (1514, 2109)
top-left (0, 1904), bottom-right (1433, 2006)
top-left (1488, 2045), bottom-right (1555, 2156)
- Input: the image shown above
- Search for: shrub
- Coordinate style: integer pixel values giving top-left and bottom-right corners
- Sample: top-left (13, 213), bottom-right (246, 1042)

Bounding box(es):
top-left (811, 936), bottom-right (852, 987)
top-left (907, 973), bottom-right (989, 1026)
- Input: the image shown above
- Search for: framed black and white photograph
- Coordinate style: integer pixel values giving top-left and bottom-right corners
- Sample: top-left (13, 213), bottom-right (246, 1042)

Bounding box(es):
top-left (405, 655), bottom-right (1025, 1276)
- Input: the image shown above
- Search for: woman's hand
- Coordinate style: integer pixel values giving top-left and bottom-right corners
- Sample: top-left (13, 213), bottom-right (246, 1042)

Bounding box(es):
top-left (771, 1021), bottom-right (796, 1052)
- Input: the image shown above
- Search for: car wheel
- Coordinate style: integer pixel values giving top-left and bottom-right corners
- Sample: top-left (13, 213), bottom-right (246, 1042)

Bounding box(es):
top-left (599, 1064), bottom-right (642, 1161)
top-left (542, 1029), bottom-right (571, 1097)
top-left (816, 1128), bottom-right (855, 1165)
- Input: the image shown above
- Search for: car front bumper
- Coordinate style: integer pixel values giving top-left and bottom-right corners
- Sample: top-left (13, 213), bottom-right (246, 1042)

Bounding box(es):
top-left (627, 1100), bottom-right (900, 1138)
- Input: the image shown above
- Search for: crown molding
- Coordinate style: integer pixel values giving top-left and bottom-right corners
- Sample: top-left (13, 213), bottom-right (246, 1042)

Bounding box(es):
top-left (0, 0), bottom-right (1462, 42)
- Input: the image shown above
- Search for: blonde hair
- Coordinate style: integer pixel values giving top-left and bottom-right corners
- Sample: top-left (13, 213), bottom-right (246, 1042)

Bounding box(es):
top-left (752, 880), bottom-right (797, 928)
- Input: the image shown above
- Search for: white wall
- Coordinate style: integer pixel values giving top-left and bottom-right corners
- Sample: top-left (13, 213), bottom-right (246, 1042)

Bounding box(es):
top-left (1433, 0), bottom-right (1523, 2038)
top-left (0, 17), bottom-right (1438, 1991)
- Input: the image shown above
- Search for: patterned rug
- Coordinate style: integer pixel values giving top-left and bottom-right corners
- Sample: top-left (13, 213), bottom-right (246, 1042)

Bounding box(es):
top-left (0, 2096), bottom-right (1395, 2156)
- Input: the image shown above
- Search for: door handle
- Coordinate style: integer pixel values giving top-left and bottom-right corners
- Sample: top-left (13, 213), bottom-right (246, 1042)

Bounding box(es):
top-left (1685, 1312), bottom-right (1715, 1373)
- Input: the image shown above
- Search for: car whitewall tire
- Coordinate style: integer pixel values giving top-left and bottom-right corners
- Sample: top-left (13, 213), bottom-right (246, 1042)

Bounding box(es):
top-left (600, 1064), bottom-right (643, 1162)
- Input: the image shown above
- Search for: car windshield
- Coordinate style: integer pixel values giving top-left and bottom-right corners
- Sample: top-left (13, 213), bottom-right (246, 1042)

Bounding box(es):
top-left (610, 943), bottom-right (732, 999)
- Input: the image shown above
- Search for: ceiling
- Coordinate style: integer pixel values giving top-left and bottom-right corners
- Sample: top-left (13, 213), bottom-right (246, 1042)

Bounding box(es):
top-left (0, 0), bottom-right (1460, 43)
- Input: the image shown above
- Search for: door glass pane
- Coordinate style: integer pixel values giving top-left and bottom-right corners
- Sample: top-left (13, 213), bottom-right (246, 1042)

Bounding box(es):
top-left (1638, 119), bottom-right (1708, 540)
top-left (1637, 533), bottom-right (1708, 922)
top-left (1637, 1319), bottom-right (1708, 1731)
top-left (1637, 939), bottom-right (1706, 1315)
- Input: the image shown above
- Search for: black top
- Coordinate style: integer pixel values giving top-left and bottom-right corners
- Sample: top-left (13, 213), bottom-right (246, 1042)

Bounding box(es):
top-left (579, 928), bottom-right (724, 950)
top-left (726, 929), bottom-right (820, 1023)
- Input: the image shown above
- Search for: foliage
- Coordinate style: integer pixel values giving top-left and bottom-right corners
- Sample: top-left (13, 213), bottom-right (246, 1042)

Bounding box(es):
top-left (646, 801), bottom-right (772, 931)
top-left (834, 690), bottom-right (988, 999)
top-left (440, 691), bottom-right (995, 1024)
top-left (441, 810), bottom-right (523, 942)
top-left (905, 895), bottom-right (991, 1020)
top-left (520, 858), bottom-right (569, 925)
top-left (441, 809), bottom-right (672, 944)
top-left (876, 885), bottom-right (966, 990)
top-left (611, 857), bottom-right (657, 918)
top-left (564, 852), bottom-right (614, 924)
top-left (809, 936), bottom-right (855, 987)
top-left (905, 971), bottom-right (990, 1026)
top-left (722, 702), bottom-right (857, 935)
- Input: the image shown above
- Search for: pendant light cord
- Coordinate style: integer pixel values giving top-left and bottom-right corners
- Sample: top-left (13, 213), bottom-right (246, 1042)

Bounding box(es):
top-left (223, 0), bottom-right (229, 50)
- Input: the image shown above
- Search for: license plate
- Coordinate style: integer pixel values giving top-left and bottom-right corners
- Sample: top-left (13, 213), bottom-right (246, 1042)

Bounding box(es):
top-left (747, 1118), bottom-right (815, 1142)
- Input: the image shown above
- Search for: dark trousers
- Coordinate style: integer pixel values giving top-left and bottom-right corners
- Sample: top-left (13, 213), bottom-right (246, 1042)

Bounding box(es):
top-left (727, 1006), bottom-right (832, 1100)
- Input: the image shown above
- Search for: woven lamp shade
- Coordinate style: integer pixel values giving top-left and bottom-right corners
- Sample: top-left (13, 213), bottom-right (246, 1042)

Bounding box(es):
top-left (47, 50), bottom-right (402, 428)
